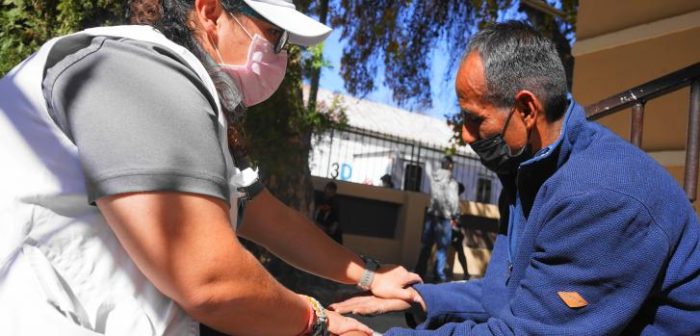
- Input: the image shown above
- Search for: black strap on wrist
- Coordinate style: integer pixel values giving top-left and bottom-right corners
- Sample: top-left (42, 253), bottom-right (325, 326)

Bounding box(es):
top-left (237, 179), bottom-right (264, 204)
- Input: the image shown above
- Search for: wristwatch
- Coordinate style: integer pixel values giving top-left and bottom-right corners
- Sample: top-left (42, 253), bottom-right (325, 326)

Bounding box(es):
top-left (357, 255), bottom-right (381, 291)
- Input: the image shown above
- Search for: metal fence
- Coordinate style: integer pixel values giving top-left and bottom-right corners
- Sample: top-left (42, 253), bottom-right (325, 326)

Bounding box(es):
top-left (309, 126), bottom-right (502, 204)
top-left (586, 62), bottom-right (700, 201)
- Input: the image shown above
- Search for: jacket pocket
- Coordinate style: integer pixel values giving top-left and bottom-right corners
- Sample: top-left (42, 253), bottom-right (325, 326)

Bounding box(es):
top-left (21, 243), bottom-right (102, 334)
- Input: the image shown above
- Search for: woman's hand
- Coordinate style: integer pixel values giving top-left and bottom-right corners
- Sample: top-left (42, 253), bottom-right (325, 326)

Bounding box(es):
top-left (329, 294), bottom-right (412, 316)
top-left (370, 265), bottom-right (422, 301)
top-left (327, 309), bottom-right (374, 335)
top-left (336, 331), bottom-right (377, 336)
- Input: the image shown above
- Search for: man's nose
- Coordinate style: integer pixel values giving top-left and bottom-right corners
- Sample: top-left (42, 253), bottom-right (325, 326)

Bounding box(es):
top-left (461, 125), bottom-right (477, 144)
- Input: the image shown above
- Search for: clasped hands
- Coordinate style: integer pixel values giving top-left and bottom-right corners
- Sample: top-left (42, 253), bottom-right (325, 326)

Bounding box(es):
top-left (327, 264), bottom-right (426, 335)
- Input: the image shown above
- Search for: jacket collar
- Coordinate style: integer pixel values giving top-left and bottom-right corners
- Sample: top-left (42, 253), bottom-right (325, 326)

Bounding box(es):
top-left (509, 95), bottom-right (588, 216)
top-left (522, 95), bottom-right (585, 168)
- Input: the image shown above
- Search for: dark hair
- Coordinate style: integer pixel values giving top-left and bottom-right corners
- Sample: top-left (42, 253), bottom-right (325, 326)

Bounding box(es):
top-left (441, 155), bottom-right (454, 169)
top-left (128, 0), bottom-right (244, 52)
top-left (458, 182), bottom-right (465, 195)
top-left (465, 21), bottom-right (568, 121)
top-left (325, 181), bottom-right (338, 191)
top-left (128, 0), bottom-right (251, 161)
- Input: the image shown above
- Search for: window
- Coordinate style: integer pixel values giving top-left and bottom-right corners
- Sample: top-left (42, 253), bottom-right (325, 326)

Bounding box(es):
top-left (403, 163), bottom-right (423, 192)
top-left (476, 177), bottom-right (492, 204)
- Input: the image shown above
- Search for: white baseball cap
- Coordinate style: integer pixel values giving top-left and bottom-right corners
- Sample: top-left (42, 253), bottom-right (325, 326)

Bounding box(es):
top-left (242, 0), bottom-right (332, 47)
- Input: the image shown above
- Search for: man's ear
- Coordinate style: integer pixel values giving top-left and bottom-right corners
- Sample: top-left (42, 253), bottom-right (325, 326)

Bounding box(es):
top-left (514, 90), bottom-right (543, 129)
top-left (193, 0), bottom-right (224, 42)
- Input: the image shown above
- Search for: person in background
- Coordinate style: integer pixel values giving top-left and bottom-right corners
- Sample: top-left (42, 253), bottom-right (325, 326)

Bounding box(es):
top-left (0, 0), bottom-right (421, 335)
top-left (414, 156), bottom-right (460, 283)
top-left (315, 181), bottom-right (343, 244)
top-left (380, 174), bottom-right (395, 189)
top-left (449, 182), bottom-right (470, 281)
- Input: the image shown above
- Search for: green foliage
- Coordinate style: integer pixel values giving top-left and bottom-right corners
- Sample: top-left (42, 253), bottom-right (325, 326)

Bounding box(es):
top-left (299, 37), bottom-right (347, 138)
top-left (302, 42), bottom-right (333, 73)
top-left (305, 92), bottom-right (348, 134)
top-left (245, 45), bottom-right (346, 180)
top-left (0, 0), bottom-right (124, 75)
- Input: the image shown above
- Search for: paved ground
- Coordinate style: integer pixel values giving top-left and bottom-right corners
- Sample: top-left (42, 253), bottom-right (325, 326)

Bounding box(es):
top-left (353, 312), bottom-right (409, 333)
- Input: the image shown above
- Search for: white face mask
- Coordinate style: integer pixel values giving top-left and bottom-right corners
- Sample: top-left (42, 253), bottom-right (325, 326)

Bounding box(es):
top-left (214, 16), bottom-right (288, 107)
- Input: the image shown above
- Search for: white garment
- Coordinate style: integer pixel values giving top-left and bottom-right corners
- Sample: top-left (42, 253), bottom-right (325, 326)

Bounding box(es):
top-left (0, 26), bottom-right (255, 335)
top-left (425, 160), bottom-right (460, 219)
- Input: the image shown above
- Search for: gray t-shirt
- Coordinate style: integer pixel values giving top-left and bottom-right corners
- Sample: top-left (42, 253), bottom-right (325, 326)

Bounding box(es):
top-left (42, 34), bottom-right (230, 204)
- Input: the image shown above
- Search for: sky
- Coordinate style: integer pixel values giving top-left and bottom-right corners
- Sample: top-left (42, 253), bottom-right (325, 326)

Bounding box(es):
top-left (317, 29), bottom-right (461, 120)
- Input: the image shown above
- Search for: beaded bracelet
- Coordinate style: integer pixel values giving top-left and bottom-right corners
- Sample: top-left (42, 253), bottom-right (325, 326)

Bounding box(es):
top-left (301, 295), bottom-right (328, 336)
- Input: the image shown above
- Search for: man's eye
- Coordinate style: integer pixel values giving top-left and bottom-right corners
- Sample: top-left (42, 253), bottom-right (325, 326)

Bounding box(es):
top-left (462, 111), bottom-right (482, 124)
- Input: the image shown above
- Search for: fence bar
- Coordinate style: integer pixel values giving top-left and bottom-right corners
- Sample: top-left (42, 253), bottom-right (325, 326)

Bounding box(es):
top-left (326, 129), bottom-right (334, 178)
top-left (630, 102), bottom-right (645, 147)
top-left (311, 126), bottom-right (503, 203)
top-left (586, 62), bottom-right (700, 120)
top-left (684, 80), bottom-right (700, 202)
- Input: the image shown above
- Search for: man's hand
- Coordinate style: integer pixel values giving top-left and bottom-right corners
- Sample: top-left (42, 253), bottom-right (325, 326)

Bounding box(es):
top-left (370, 265), bottom-right (422, 301)
top-left (327, 309), bottom-right (374, 335)
top-left (329, 294), bottom-right (411, 316)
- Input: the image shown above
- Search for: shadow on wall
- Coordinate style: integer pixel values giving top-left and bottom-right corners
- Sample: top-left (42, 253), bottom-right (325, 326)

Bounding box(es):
top-left (461, 214), bottom-right (498, 250)
top-left (449, 213), bottom-right (499, 277)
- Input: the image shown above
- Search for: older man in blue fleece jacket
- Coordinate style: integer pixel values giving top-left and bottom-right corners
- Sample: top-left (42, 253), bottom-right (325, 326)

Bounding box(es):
top-left (331, 21), bottom-right (700, 335)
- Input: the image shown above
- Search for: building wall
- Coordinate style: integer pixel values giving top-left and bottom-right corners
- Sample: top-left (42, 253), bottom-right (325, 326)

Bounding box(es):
top-left (572, 0), bottom-right (700, 208)
top-left (310, 128), bottom-right (502, 204)
top-left (576, 0), bottom-right (700, 40)
top-left (312, 176), bottom-right (500, 278)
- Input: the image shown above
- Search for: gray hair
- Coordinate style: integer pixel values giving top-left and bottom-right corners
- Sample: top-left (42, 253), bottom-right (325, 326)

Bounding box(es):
top-left (465, 21), bottom-right (568, 121)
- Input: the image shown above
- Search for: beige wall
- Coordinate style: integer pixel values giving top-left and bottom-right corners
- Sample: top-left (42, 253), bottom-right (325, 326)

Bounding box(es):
top-left (312, 176), bottom-right (500, 277)
top-left (573, 28), bottom-right (699, 151)
top-left (577, 0), bottom-right (700, 40)
top-left (572, 0), bottom-right (700, 207)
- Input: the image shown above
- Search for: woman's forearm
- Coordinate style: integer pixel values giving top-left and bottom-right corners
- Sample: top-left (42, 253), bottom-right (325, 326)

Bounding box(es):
top-left (239, 190), bottom-right (366, 285)
top-left (239, 189), bottom-right (423, 303)
top-left (97, 192), bottom-right (310, 336)
top-left (181, 239), bottom-right (311, 336)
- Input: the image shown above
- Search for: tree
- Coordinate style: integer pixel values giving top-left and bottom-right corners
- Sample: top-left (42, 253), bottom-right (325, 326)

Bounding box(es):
top-left (246, 0), bottom-right (341, 213)
top-left (330, 0), bottom-right (577, 144)
top-left (0, 0), bottom-right (125, 75)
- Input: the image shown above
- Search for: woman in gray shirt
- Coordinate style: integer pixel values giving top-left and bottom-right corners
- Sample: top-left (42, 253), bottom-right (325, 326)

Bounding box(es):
top-left (0, 0), bottom-right (421, 335)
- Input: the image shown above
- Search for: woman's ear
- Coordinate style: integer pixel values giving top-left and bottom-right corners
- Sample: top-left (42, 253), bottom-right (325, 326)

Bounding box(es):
top-left (514, 90), bottom-right (542, 130)
top-left (193, 0), bottom-right (224, 42)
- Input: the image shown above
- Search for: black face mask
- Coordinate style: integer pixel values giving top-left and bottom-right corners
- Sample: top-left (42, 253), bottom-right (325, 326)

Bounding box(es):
top-left (469, 107), bottom-right (532, 175)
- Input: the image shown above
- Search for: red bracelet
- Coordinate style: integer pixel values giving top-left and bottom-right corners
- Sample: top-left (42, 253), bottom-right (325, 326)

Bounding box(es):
top-left (296, 296), bottom-right (315, 336)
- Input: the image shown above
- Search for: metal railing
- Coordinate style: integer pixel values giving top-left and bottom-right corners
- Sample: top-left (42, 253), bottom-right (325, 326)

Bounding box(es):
top-left (585, 62), bottom-right (700, 201)
top-left (309, 126), bottom-right (502, 204)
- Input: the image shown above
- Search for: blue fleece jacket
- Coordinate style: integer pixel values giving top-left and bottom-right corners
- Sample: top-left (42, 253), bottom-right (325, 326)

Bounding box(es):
top-left (386, 98), bottom-right (700, 335)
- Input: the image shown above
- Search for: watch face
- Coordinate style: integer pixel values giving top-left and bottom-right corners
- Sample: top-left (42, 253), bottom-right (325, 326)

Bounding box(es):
top-left (357, 255), bottom-right (380, 290)
top-left (362, 255), bottom-right (380, 270)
